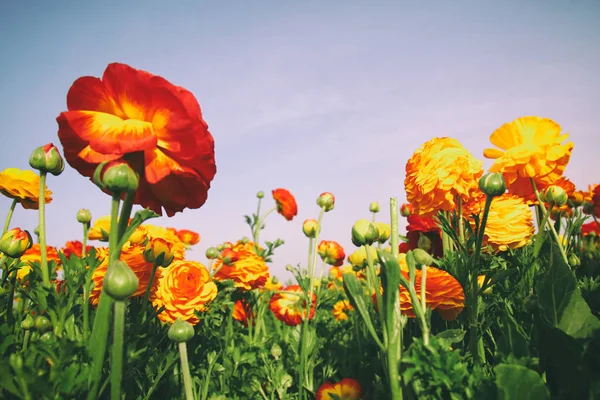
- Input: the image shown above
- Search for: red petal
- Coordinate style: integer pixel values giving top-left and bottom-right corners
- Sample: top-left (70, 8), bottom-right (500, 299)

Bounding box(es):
top-left (66, 76), bottom-right (124, 117)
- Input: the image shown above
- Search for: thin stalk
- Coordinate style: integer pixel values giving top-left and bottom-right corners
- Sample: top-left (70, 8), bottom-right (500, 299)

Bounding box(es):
top-left (5, 269), bottom-right (17, 326)
top-left (420, 265), bottom-right (429, 346)
top-left (37, 172), bottom-right (50, 287)
top-left (22, 330), bottom-right (30, 352)
top-left (457, 196), bottom-right (465, 245)
top-left (2, 198), bottom-right (17, 235)
top-left (178, 342), bottom-right (195, 400)
top-left (82, 222), bottom-right (90, 258)
top-left (117, 192), bottom-right (135, 241)
top-left (252, 196), bottom-right (263, 254)
top-left (253, 206), bottom-right (277, 255)
top-left (143, 263), bottom-right (159, 304)
top-left (390, 198), bottom-right (399, 259)
top-left (82, 222), bottom-right (91, 342)
top-left (110, 301), bottom-right (126, 400)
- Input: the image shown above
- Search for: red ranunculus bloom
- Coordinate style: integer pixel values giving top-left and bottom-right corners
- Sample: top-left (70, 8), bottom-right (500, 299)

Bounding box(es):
top-left (272, 188), bottom-right (298, 221)
top-left (57, 63), bottom-right (216, 216)
top-left (399, 214), bottom-right (443, 258)
top-left (61, 240), bottom-right (94, 259)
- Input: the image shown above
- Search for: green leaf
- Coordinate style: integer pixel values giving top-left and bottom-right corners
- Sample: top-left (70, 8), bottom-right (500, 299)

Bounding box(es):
top-left (117, 209), bottom-right (159, 247)
top-left (536, 240), bottom-right (600, 339)
top-left (435, 329), bottom-right (465, 348)
top-left (495, 364), bottom-right (549, 400)
top-left (342, 272), bottom-right (383, 349)
top-left (496, 308), bottom-right (530, 359)
top-left (378, 250), bottom-right (402, 342)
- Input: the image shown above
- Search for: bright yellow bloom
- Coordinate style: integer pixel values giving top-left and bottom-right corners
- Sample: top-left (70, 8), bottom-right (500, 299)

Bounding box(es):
top-left (130, 224), bottom-right (186, 260)
top-left (0, 168), bottom-right (52, 209)
top-left (332, 300), bottom-right (354, 321)
top-left (153, 260), bottom-right (218, 325)
top-left (87, 216), bottom-right (112, 241)
top-left (484, 116), bottom-right (574, 199)
top-left (405, 137), bottom-right (483, 216)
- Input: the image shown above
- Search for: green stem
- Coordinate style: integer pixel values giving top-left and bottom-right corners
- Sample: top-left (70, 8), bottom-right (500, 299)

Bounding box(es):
top-left (457, 196), bottom-right (465, 245)
top-left (420, 265), bottom-right (429, 346)
top-left (37, 172), bottom-right (50, 287)
top-left (110, 301), bottom-right (126, 400)
top-left (82, 223), bottom-right (89, 258)
top-left (390, 198), bottom-right (399, 259)
top-left (2, 198), bottom-right (17, 235)
top-left (178, 342), bottom-right (195, 400)
top-left (22, 330), bottom-right (30, 352)
top-left (254, 206), bottom-right (277, 255)
top-left (143, 263), bottom-right (159, 304)
top-left (5, 269), bottom-right (17, 326)
top-left (117, 192), bottom-right (135, 241)
top-left (530, 179), bottom-right (569, 266)
top-left (83, 283), bottom-right (90, 342)
top-left (252, 197), bottom-right (262, 254)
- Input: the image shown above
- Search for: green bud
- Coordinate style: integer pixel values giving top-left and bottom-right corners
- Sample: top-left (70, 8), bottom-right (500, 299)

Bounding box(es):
top-left (168, 318), bottom-right (195, 343)
top-left (256, 191), bottom-right (265, 199)
top-left (76, 208), bottom-right (92, 224)
top-left (412, 248), bottom-right (434, 266)
top-left (417, 233), bottom-right (432, 252)
top-left (479, 172), bottom-right (506, 197)
top-left (583, 201), bottom-right (594, 215)
top-left (0, 228), bottom-right (33, 258)
top-left (316, 192), bottom-right (335, 212)
top-left (93, 160), bottom-right (139, 194)
top-left (103, 260), bottom-right (139, 301)
top-left (29, 143), bottom-right (65, 176)
top-left (34, 315), bottom-right (52, 333)
top-left (270, 343), bottom-right (282, 359)
top-left (302, 219), bottom-right (319, 238)
top-left (9, 353), bottom-right (23, 372)
top-left (21, 314), bottom-right (34, 330)
top-left (568, 253), bottom-right (581, 268)
top-left (369, 201), bottom-right (380, 213)
top-left (375, 222), bottom-right (391, 243)
top-left (280, 373), bottom-right (293, 389)
top-left (240, 236), bottom-right (250, 244)
top-left (351, 219), bottom-right (379, 246)
top-left (205, 247), bottom-right (219, 260)
top-left (544, 186), bottom-right (568, 207)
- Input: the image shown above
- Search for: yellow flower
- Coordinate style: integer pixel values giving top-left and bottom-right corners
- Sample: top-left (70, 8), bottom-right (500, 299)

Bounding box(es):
top-left (131, 224), bottom-right (186, 260)
top-left (405, 137), bottom-right (483, 216)
top-left (484, 116), bottom-right (574, 199)
top-left (88, 216), bottom-right (112, 241)
top-left (153, 260), bottom-right (218, 325)
top-left (332, 300), bottom-right (354, 321)
top-left (347, 246), bottom-right (377, 268)
top-left (0, 168), bottom-right (52, 209)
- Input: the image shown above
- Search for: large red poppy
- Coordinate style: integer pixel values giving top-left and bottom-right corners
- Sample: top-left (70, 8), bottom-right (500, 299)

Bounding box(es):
top-left (57, 63), bottom-right (216, 216)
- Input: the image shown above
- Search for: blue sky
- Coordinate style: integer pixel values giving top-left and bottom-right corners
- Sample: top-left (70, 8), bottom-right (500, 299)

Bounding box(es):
top-left (1, 0), bottom-right (599, 280)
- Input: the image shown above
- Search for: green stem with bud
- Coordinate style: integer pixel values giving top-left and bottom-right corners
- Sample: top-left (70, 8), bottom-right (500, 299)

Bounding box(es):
top-left (37, 172), bottom-right (50, 287)
top-left (2, 198), bottom-right (17, 236)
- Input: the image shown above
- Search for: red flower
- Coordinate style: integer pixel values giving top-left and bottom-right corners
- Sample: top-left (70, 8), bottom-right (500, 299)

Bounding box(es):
top-left (269, 285), bottom-right (316, 326)
top-left (582, 221), bottom-right (600, 236)
top-left (175, 229), bottom-right (200, 246)
top-left (272, 188), bottom-right (297, 221)
top-left (399, 214), bottom-right (443, 258)
top-left (315, 378), bottom-right (363, 400)
top-left (61, 240), bottom-right (94, 258)
top-left (317, 240), bottom-right (346, 266)
top-left (57, 63), bottom-right (216, 216)
top-left (593, 185), bottom-right (600, 218)
top-left (232, 299), bottom-right (255, 327)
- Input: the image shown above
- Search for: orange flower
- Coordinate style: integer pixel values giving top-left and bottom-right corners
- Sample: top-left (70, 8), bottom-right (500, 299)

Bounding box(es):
top-left (484, 116), bottom-right (574, 199)
top-left (17, 244), bottom-right (61, 281)
top-left (398, 254), bottom-right (464, 320)
top-left (174, 229), bottom-right (200, 246)
top-left (332, 300), bottom-right (354, 321)
top-left (315, 378), bottom-right (363, 400)
top-left (232, 299), bottom-right (255, 327)
top-left (466, 193), bottom-right (534, 252)
top-left (317, 240), bottom-right (346, 266)
top-left (0, 168), bottom-right (52, 209)
top-left (90, 244), bottom-right (161, 306)
top-left (269, 284), bottom-right (316, 326)
top-left (212, 241), bottom-right (270, 290)
top-left (272, 188), bottom-right (298, 221)
top-left (57, 63), bottom-right (216, 217)
top-left (61, 240), bottom-right (94, 258)
top-left (405, 137), bottom-right (483, 216)
top-left (153, 260), bottom-right (218, 325)
top-left (399, 214), bottom-right (443, 258)
top-left (129, 224), bottom-right (186, 260)
top-left (263, 276), bottom-right (283, 291)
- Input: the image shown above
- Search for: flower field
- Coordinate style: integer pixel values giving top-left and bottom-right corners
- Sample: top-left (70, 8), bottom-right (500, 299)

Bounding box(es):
top-left (0, 62), bottom-right (599, 400)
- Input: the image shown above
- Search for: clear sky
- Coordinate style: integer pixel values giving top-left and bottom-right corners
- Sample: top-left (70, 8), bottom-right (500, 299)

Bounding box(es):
top-left (1, 0), bottom-right (599, 281)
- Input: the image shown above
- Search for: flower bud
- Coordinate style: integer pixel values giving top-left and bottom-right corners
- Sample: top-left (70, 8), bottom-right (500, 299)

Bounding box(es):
top-left (302, 219), bottom-right (319, 238)
top-left (348, 245), bottom-right (377, 268)
top-left (256, 191), bottom-right (265, 199)
top-left (567, 191), bottom-right (585, 208)
top-left (76, 208), bottom-right (92, 224)
top-left (21, 314), bottom-right (34, 330)
top-left (168, 318), bottom-right (195, 343)
top-left (0, 228), bottom-right (33, 258)
top-left (143, 237), bottom-right (175, 267)
top-left (583, 201), bottom-right (594, 215)
top-left (93, 160), bottom-right (139, 194)
top-left (417, 233), bottom-right (432, 252)
top-left (285, 264), bottom-right (294, 272)
top-left (34, 315), bottom-right (52, 333)
top-left (568, 253), bottom-right (581, 268)
top-left (103, 260), bottom-right (139, 301)
top-left (240, 236), bottom-right (249, 244)
top-left (29, 143), bottom-right (64, 176)
top-left (351, 219), bottom-right (379, 246)
top-left (9, 353), bottom-right (23, 372)
top-left (479, 172), bottom-right (506, 197)
top-left (316, 192), bottom-right (335, 212)
top-left (544, 186), bottom-right (568, 207)
top-left (400, 203), bottom-right (414, 217)
top-left (375, 222), bottom-right (391, 243)
top-left (412, 248), bottom-right (434, 266)
top-left (205, 247), bottom-right (219, 260)
top-left (270, 343), bottom-right (282, 359)
top-left (220, 248), bottom-right (239, 266)
top-left (369, 201), bottom-right (380, 213)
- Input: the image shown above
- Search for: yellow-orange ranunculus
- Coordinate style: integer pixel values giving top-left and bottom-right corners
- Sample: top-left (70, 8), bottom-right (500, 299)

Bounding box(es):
top-left (315, 378), bottom-right (363, 400)
top-left (232, 299), bottom-right (255, 327)
top-left (212, 241), bottom-right (270, 290)
top-left (269, 285), bottom-right (316, 326)
top-left (90, 244), bottom-right (161, 306)
top-left (272, 188), bottom-right (298, 221)
top-left (129, 224), bottom-right (186, 261)
top-left (174, 229), bottom-right (200, 246)
top-left (398, 254), bottom-right (464, 320)
top-left (0, 168), bottom-right (52, 210)
top-left (317, 240), bottom-right (346, 266)
top-left (405, 137), bottom-right (483, 216)
top-left (332, 300), bottom-right (354, 321)
top-left (87, 216), bottom-right (112, 241)
top-left (153, 260), bottom-right (218, 325)
top-left (466, 192), bottom-right (534, 252)
top-left (143, 237), bottom-right (175, 267)
top-left (17, 244), bottom-right (61, 281)
top-left (484, 116), bottom-right (574, 199)
top-left (263, 276), bottom-right (283, 291)
top-left (347, 246), bottom-right (377, 268)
